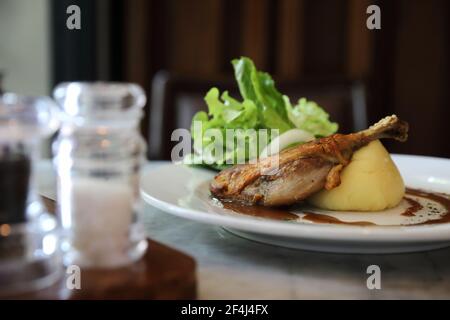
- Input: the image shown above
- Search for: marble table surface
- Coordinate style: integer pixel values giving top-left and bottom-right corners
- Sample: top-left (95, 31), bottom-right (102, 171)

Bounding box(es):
top-left (36, 160), bottom-right (450, 299)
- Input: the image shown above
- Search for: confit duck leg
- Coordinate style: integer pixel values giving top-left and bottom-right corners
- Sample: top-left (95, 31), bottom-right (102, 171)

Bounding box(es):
top-left (210, 115), bottom-right (409, 206)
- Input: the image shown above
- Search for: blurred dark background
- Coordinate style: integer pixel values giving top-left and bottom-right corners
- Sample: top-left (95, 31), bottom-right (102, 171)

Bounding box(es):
top-left (1, 0), bottom-right (449, 158)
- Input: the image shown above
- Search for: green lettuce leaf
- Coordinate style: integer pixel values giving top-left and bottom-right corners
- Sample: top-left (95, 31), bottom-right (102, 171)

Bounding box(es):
top-left (188, 88), bottom-right (260, 167)
top-left (189, 57), bottom-right (339, 170)
top-left (284, 96), bottom-right (338, 137)
top-left (232, 57), bottom-right (291, 133)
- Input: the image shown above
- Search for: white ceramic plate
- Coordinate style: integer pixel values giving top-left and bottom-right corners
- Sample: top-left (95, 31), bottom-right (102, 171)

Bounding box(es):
top-left (140, 155), bottom-right (450, 253)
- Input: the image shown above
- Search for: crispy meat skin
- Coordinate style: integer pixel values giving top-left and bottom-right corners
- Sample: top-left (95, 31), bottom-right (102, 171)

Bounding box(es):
top-left (210, 115), bottom-right (409, 206)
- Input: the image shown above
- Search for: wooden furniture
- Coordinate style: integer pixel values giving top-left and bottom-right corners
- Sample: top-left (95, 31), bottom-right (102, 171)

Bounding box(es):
top-left (147, 71), bottom-right (367, 160)
top-left (50, 0), bottom-right (450, 157)
top-left (8, 239), bottom-right (197, 300)
top-left (2, 197), bottom-right (197, 300)
top-left (148, 72), bottom-right (236, 160)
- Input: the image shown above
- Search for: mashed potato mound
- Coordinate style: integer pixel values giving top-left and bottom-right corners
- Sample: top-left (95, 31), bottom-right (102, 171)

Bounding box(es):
top-left (308, 140), bottom-right (405, 211)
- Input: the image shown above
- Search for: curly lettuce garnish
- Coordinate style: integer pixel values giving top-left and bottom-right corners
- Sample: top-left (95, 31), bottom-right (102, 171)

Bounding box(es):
top-left (187, 57), bottom-right (338, 170)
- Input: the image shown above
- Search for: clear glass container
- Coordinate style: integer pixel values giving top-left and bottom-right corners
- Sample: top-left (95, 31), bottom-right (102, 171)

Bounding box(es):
top-left (53, 82), bottom-right (148, 269)
top-left (0, 94), bottom-right (60, 296)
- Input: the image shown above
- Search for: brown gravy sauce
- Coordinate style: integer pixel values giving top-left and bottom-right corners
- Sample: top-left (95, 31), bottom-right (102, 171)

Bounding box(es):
top-left (302, 213), bottom-right (376, 226)
top-left (217, 188), bottom-right (450, 227)
top-left (405, 188), bottom-right (450, 225)
top-left (401, 197), bottom-right (423, 217)
top-left (221, 202), bottom-right (298, 221)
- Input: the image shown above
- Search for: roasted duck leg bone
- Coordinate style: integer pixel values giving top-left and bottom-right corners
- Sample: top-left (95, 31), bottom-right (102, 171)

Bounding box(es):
top-left (210, 115), bottom-right (408, 206)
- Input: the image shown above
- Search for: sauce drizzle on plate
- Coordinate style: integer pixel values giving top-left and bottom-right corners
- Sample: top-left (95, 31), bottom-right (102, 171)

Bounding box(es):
top-left (302, 212), bottom-right (375, 226)
top-left (221, 202), bottom-right (298, 221)
top-left (215, 188), bottom-right (450, 226)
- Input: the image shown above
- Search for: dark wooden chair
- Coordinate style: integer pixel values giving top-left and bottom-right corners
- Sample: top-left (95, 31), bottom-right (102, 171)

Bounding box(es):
top-left (147, 71), bottom-right (367, 160)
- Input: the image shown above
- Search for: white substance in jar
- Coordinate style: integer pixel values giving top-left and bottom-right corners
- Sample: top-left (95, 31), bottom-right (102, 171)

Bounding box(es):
top-left (69, 178), bottom-right (133, 268)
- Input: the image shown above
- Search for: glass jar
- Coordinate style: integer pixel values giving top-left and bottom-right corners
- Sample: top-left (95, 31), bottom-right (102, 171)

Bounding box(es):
top-left (0, 94), bottom-right (60, 296)
top-left (53, 82), bottom-right (148, 269)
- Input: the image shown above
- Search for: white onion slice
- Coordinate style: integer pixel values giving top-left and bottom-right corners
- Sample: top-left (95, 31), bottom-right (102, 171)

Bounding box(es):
top-left (260, 129), bottom-right (315, 159)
